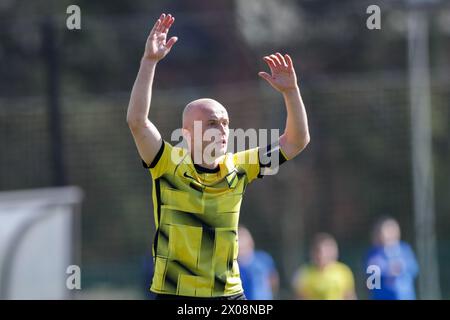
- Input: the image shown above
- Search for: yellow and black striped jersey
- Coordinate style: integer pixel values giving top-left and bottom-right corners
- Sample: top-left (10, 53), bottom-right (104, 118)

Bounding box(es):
top-left (143, 140), bottom-right (287, 297)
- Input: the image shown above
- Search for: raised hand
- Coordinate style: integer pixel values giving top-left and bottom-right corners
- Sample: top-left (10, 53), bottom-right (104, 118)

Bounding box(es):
top-left (144, 13), bottom-right (178, 62)
top-left (259, 53), bottom-right (298, 93)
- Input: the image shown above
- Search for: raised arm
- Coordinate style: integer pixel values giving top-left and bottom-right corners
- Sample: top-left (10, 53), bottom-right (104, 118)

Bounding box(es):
top-left (127, 13), bottom-right (178, 166)
top-left (258, 53), bottom-right (310, 159)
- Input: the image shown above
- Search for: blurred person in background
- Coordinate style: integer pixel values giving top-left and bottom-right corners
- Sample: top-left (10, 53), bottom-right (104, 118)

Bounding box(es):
top-left (365, 216), bottom-right (419, 300)
top-left (127, 13), bottom-right (310, 299)
top-left (292, 233), bottom-right (356, 300)
top-left (142, 251), bottom-right (155, 299)
top-left (238, 225), bottom-right (279, 300)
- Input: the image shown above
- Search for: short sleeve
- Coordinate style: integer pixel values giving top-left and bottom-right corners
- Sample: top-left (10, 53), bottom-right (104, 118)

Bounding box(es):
top-left (232, 147), bottom-right (260, 183)
top-left (341, 264), bottom-right (356, 293)
top-left (292, 266), bottom-right (310, 298)
top-left (258, 142), bottom-right (289, 177)
top-left (142, 140), bottom-right (173, 179)
top-left (403, 243), bottom-right (419, 276)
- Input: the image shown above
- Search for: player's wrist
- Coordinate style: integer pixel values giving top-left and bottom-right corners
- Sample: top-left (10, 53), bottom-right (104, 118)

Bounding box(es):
top-left (281, 85), bottom-right (300, 96)
top-left (141, 56), bottom-right (159, 67)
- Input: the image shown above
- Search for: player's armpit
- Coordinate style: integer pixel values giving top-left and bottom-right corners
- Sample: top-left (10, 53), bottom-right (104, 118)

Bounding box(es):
top-left (142, 139), bottom-right (165, 169)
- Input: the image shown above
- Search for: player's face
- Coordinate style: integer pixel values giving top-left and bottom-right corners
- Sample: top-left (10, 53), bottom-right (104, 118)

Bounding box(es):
top-left (238, 228), bottom-right (255, 259)
top-left (312, 241), bottom-right (338, 268)
top-left (202, 108), bottom-right (229, 156)
top-left (187, 104), bottom-right (229, 160)
top-left (379, 220), bottom-right (400, 246)
top-left (183, 99), bottom-right (230, 165)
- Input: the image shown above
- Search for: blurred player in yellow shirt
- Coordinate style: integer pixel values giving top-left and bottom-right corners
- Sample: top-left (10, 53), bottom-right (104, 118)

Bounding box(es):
top-left (292, 233), bottom-right (356, 300)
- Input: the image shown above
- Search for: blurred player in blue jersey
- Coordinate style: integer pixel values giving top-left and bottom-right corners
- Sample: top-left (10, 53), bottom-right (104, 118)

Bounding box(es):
top-left (365, 217), bottom-right (419, 300)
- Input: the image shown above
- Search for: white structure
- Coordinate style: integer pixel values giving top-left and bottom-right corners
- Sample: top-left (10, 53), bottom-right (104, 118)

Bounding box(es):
top-left (0, 186), bottom-right (83, 299)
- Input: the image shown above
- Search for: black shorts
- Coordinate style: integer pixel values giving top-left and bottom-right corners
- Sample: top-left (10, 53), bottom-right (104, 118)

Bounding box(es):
top-left (152, 292), bottom-right (247, 301)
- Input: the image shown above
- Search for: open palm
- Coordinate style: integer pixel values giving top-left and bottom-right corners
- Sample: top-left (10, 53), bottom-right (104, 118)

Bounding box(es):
top-left (259, 53), bottom-right (298, 93)
top-left (144, 13), bottom-right (178, 62)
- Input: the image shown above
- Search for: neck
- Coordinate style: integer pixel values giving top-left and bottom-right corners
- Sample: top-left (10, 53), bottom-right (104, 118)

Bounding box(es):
top-left (190, 150), bottom-right (221, 170)
top-left (197, 160), bottom-right (219, 170)
top-left (194, 163), bottom-right (220, 173)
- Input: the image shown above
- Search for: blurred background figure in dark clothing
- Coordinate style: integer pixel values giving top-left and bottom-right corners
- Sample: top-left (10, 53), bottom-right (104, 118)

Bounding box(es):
top-left (238, 225), bottom-right (279, 300)
top-left (365, 217), bottom-right (419, 300)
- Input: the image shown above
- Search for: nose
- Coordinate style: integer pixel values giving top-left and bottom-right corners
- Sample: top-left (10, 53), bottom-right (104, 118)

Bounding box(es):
top-left (216, 124), bottom-right (225, 136)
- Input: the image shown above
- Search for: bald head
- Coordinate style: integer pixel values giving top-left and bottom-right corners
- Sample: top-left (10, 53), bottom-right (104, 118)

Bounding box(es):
top-left (181, 98), bottom-right (230, 166)
top-left (182, 98), bottom-right (228, 129)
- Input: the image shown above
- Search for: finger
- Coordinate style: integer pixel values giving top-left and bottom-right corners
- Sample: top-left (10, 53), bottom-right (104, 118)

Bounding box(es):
top-left (263, 58), bottom-right (276, 75)
top-left (276, 52), bottom-right (288, 68)
top-left (285, 54), bottom-right (294, 69)
top-left (166, 36), bottom-right (178, 50)
top-left (150, 17), bottom-right (162, 35)
top-left (270, 54), bottom-right (281, 67)
top-left (162, 14), bottom-right (172, 33)
top-left (155, 14), bottom-right (164, 33)
top-left (159, 14), bottom-right (169, 32)
top-left (258, 72), bottom-right (273, 82)
top-left (263, 56), bottom-right (277, 71)
top-left (164, 16), bottom-right (175, 34)
top-left (258, 72), bottom-right (277, 89)
top-left (167, 16), bottom-right (175, 27)
top-left (156, 13), bottom-right (167, 32)
top-left (156, 13), bottom-right (164, 24)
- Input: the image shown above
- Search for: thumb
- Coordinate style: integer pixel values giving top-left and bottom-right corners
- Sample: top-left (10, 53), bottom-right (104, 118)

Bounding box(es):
top-left (166, 36), bottom-right (178, 50)
top-left (258, 72), bottom-right (273, 84)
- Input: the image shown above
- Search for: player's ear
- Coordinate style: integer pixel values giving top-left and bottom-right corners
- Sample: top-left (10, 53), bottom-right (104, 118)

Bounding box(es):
top-left (182, 128), bottom-right (192, 149)
top-left (182, 128), bottom-right (190, 139)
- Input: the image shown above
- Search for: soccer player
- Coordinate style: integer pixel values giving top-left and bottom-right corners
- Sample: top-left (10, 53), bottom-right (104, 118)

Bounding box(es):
top-left (365, 217), bottom-right (419, 300)
top-left (238, 225), bottom-right (280, 300)
top-left (292, 233), bottom-right (356, 300)
top-left (127, 13), bottom-right (310, 299)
